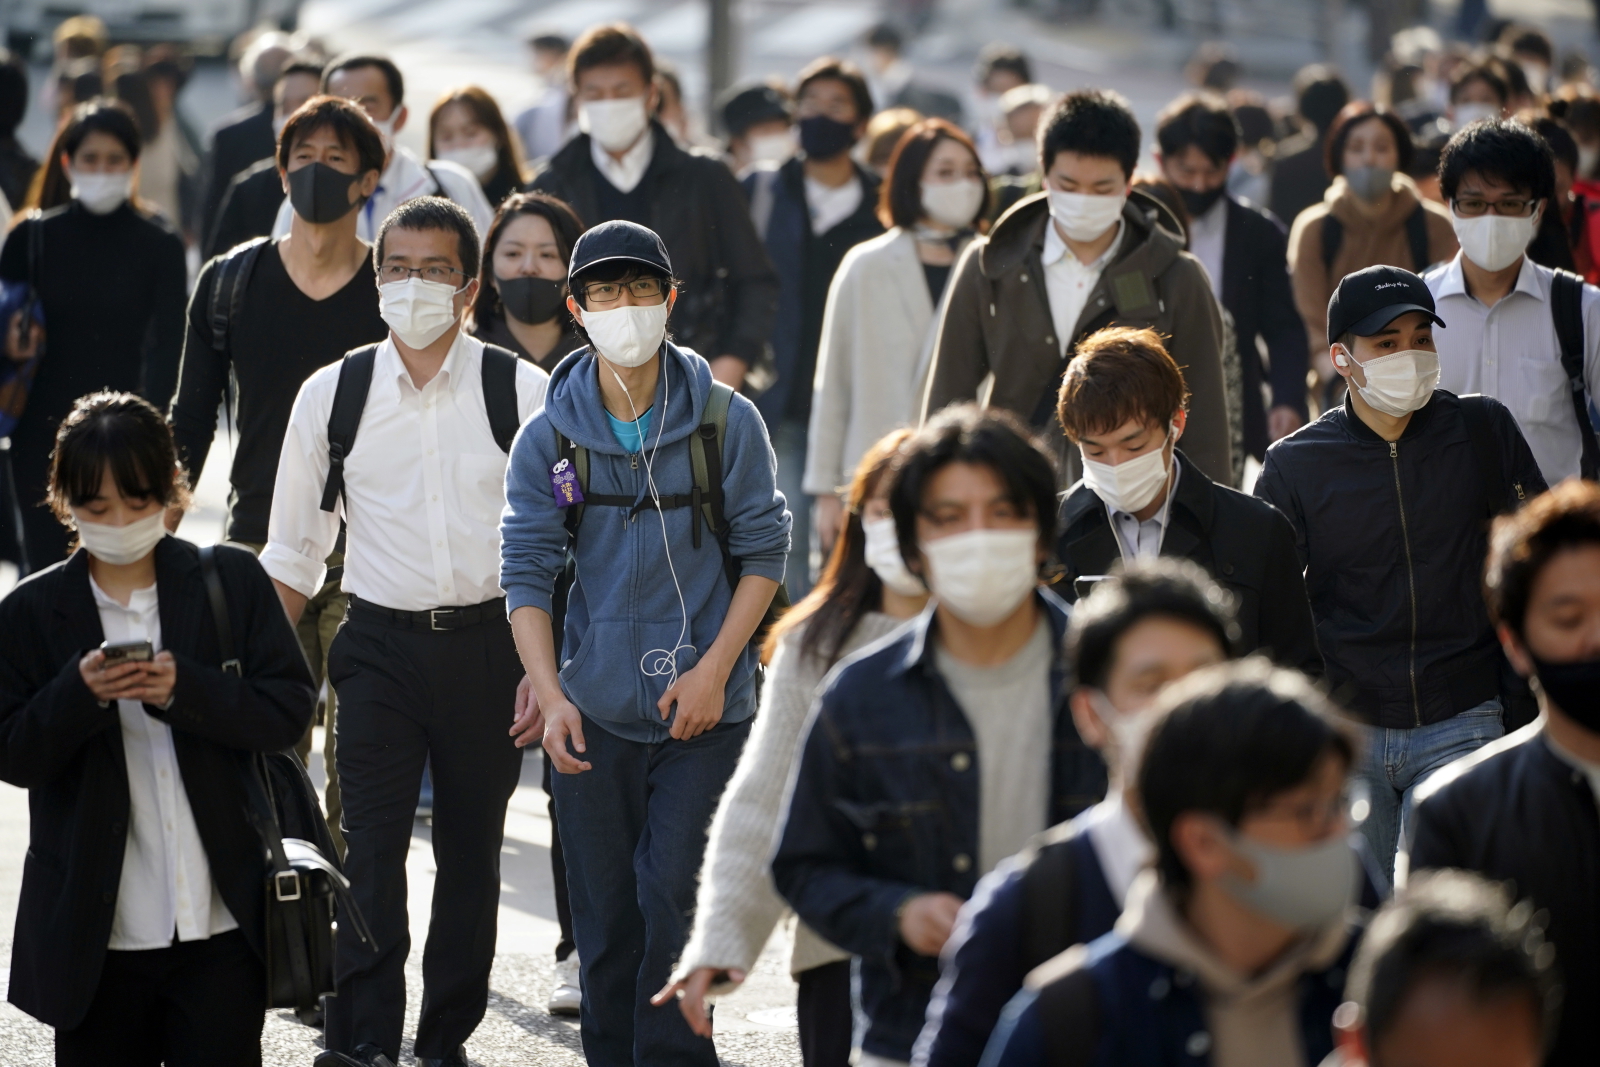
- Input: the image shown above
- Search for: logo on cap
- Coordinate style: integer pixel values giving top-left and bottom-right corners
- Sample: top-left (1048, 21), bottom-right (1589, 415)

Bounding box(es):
top-left (1373, 282), bottom-right (1408, 291)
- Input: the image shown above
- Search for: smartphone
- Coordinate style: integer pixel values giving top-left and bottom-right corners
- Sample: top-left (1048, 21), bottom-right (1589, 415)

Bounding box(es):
top-left (100, 639), bottom-right (153, 665)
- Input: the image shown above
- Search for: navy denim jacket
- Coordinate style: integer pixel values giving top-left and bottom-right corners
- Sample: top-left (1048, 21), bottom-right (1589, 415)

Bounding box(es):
top-left (772, 590), bottom-right (1108, 1061)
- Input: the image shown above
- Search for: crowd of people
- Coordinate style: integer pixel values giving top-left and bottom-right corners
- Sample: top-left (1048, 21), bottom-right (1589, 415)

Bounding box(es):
top-left (0, 7), bottom-right (1597, 1067)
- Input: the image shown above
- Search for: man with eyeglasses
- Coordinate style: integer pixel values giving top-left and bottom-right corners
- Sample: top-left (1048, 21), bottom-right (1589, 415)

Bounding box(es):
top-left (1426, 117), bottom-right (1600, 484)
top-left (264, 197), bottom-right (550, 1067)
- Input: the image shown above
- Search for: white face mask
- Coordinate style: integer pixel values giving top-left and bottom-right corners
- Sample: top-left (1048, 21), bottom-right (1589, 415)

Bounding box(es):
top-left (921, 178), bottom-right (984, 229)
top-left (380, 276), bottom-right (464, 350)
top-left (1336, 346), bottom-right (1440, 417)
top-left (582, 301), bottom-right (670, 368)
top-left (438, 143), bottom-right (498, 183)
top-left (862, 515), bottom-right (926, 597)
top-left (76, 511), bottom-right (167, 565)
top-left (1086, 689), bottom-right (1151, 764)
top-left (1048, 188), bottom-right (1126, 242)
top-left (1080, 427), bottom-right (1174, 515)
top-left (579, 97), bottom-right (650, 154)
top-left (69, 168), bottom-right (133, 214)
top-left (747, 129), bottom-right (797, 167)
top-left (370, 111), bottom-right (398, 155)
top-left (1452, 208), bottom-right (1540, 273)
top-left (920, 528), bottom-right (1038, 627)
top-left (1451, 101), bottom-right (1498, 129)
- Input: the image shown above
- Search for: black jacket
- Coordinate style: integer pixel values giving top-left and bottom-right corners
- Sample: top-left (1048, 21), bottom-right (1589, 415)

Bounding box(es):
top-left (1255, 391), bottom-right (1545, 728)
top-left (1057, 450), bottom-right (1321, 675)
top-left (1267, 130), bottom-right (1332, 233)
top-left (205, 157), bottom-right (284, 260)
top-left (0, 540), bottom-right (316, 1028)
top-left (200, 102), bottom-right (276, 252)
top-left (1220, 196), bottom-right (1310, 458)
top-left (529, 123), bottom-right (778, 366)
top-left (1406, 724), bottom-right (1599, 1067)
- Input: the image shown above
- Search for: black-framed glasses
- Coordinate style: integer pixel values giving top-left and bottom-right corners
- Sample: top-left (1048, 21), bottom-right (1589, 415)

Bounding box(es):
top-left (1453, 197), bottom-right (1538, 218)
top-left (580, 277), bottom-right (666, 305)
top-left (380, 264), bottom-right (469, 285)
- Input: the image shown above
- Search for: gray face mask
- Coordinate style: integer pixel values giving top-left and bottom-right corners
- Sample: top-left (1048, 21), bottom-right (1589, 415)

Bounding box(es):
top-left (1345, 165), bottom-right (1394, 203)
top-left (1219, 829), bottom-right (1358, 931)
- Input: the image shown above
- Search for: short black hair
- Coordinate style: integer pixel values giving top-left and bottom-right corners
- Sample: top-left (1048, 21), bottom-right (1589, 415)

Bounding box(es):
top-left (1485, 479), bottom-right (1600, 639)
top-left (0, 49), bottom-right (27, 137)
top-left (1136, 659), bottom-right (1356, 893)
top-left (1530, 116), bottom-right (1579, 173)
top-left (569, 260), bottom-right (673, 311)
top-left (62, 99), bottom-right (141, 162)
top-left (322, 53), bottom-right (404, 109)
top-left (1346, 870), bottom-right (1558, 1053)
top-left (1450, 63), bottom-right (1510, 108)
top-left (796, 56), bottom-right (873, 128)
top-left (1066, 560), bottom-right (1238, 690)
top-left (375, 196), bottom-right (481, 279)
top-left (975, 43), bottom-right (1031, 87)
top-left (1324, 102), bottom-right (1414, 178)
top-left (47, 391), bottom-right (191, 524)
top-left (865, 22), bottom-right (903, 53)
top-left (569, 23), bottom-right (654, 90)
top-left (1039, 89), bottom-right (1141, 179)
top-left (529, 33), bottom-right (570, 54)
top-left (1155, 93), bottom-right (1240, 168)
top-left (1439, 118), bottom-right (1556, 203)
top-left (1294, 63), bottom-right (1352, 132)
top-left (885, 403), bottom-right (1058, 572)
top-left (276, 94), bottom-right (386, 178)
top-left (1501, 24), bottom-right (1555, 66)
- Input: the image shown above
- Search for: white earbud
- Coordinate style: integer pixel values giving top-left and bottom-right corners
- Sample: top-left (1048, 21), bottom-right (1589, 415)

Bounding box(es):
top-left (1333, 347), bottom-right (1350, 368)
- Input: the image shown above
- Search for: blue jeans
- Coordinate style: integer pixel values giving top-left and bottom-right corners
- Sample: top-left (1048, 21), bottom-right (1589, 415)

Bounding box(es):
top-left (550, 714), bottom-right (752, 1066)
top-left (1357, 699), bottom-right (1503, 886)
top-left (773, 417), bottom-right (813, 601)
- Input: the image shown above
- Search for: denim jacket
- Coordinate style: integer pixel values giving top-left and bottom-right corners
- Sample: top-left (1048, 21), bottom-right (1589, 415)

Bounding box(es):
top-left (772, 590), bottom-right (1107, 1061)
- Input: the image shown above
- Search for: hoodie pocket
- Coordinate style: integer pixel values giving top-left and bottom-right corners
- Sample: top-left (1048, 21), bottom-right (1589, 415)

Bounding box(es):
top-left (561, 618), bottom-right (704, 723)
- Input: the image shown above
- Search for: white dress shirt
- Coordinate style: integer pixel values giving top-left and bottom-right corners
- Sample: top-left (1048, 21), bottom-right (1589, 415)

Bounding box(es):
top-left (591, 127), bottom-right (655, 194)
top-left (271, 146), bottom-right (495, 242)
top-left (1187, 196), bottom-right (1227, 300)
top-left (805, 174), bottom-right (864, 235)
top-left (1043, 217), bottom-right (1124, 356)
top-left (1427, 252), bottom-right (1600, 483)
top-left (262, 332), bottom-right (549, 610)
top-left (92, 575), bottom-right (238, 950)
top-left (1109, 461), bottom-right (1180, 565)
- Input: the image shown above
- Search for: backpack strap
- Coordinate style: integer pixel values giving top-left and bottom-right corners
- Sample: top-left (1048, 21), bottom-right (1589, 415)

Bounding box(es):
top-left (1460, 394), bottom-right (1522, 519)
top-left (1020, 835), bottom-right (1079, 974)
top-left (554, 427), bottom-right (587, 541)
top-left (424, 164), bottom-right (456, 205)
top-left (319, 345), bottom-right (380, 513)
top-left (1320, 213), bottom-right (1344, 272)
top-left (207, 237), bottom-right (268, 359)
top-left (1549, 268), bottom-right (1600, 480)
top-left (198, 545), bottom-right (242, 676)
top-left (1029, 948), bottom-right (1100, 1067)
top-left (1406, 204), bottom-right (1431, 273)
top-left (480, 343), bottom-right (522, 452)
top-left (690, 381), bottom-right (736, 579)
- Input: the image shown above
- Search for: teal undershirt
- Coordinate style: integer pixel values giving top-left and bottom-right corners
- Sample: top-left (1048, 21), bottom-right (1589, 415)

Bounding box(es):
top-left (605, 405), bottom-right (654, 454)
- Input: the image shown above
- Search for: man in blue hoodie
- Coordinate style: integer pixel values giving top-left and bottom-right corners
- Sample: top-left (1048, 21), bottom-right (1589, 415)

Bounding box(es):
top-left (499, 220), bottom-right (790, 1067)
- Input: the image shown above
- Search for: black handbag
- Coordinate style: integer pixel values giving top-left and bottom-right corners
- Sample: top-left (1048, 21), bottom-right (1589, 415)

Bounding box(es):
top-left (198, 544), bottom-right (375, 1023)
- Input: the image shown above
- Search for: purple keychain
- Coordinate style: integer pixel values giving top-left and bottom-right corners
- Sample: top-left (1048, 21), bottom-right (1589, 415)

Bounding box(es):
top-left (550, 458), bottom-right (584, 507)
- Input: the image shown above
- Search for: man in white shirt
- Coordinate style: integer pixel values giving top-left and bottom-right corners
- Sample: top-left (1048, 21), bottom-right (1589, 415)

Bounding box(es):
top-left (1426, 117), bottom-right (1600, 483)
top-left (270, 53), bottom-right (494, 242)
top-left (263, 198), bottom-right (548, 1067)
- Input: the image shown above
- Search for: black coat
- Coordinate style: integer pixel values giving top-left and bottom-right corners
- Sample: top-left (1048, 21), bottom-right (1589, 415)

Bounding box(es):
top-left (1267, 131), bottom-right (1331, 235)
top-left (1406, 724), bottom-right (1600, 1067)
top-left (1056, 450), bottom-right (1322, 675)
top-left (206, 158), bottom-right (285, 260)
top-left (200, 102), bottom-right (276, 252)
top-left (1220, 196), bottom-right (1310, 458)
top-left (0, 539), bottom-right (316, 1029)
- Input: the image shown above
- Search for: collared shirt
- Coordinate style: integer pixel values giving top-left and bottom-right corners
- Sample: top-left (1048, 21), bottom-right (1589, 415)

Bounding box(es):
top-left (804, 173), bottom-right (863, 235)
top-left (1108, 461), bottom-right (1181, 565)
top-left (262, 332), bottom-right (549, 610)
top-left (1187, 195), bottom-right (1227, 300)
top-left (591, 127), bottom-right (655, 194)
top-left (270, 146), bottom-right (495, 242)
top-left (1043, 216), bottom-right (1124, 356)
top-left (1081, 792), bottom-right (1155, 906)
top-left (1427, 252), bottom-right (1600, 483)
top-left (92, 575), bottom-right (238, 950)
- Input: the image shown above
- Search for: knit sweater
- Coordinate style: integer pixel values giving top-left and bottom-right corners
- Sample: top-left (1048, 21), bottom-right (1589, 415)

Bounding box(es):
top-left (673, 610), bottom-right (908, 983)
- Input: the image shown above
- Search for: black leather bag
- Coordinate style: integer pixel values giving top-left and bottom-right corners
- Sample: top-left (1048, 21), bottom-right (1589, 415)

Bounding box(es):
top-left (198, 545), bottom-right (375, 1023)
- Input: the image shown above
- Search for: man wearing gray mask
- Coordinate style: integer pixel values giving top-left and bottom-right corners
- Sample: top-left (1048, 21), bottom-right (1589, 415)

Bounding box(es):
top-left (1256, 264), bottom-right (1546, 882)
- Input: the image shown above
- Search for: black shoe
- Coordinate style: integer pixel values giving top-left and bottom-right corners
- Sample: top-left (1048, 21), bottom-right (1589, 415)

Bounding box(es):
top-left (313, 1044), bottom-right (396, 1067)
top-left (416, 1048), bottom-right (467, 1067)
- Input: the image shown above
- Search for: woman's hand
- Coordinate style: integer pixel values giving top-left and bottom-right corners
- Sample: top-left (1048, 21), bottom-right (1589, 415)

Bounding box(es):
top-left (79, 650), bottom-right (177, 708)
top-left (651, 966), bottom-right (746, 1038)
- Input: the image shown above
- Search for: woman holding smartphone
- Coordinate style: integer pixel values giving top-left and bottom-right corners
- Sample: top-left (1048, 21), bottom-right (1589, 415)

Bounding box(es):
top-left (0, 391), bottom-right (315, 1064)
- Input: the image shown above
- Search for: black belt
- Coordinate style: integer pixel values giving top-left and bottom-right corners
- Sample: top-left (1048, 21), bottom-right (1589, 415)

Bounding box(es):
top-left (347, 594), bottom-right (507, 632)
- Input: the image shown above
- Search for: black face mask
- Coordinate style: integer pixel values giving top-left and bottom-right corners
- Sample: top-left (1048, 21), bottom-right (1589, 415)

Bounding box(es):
top-left (287, 162), bottom-right (364, 225)
top-left (497, 274), bottom-right (566, 326)
top-left (1179, 184), bottom-right (1226, 218)
top-left (1531, 654), bottom-right (1600, 731)
top-left (798, 114), bottom-right (857, 161)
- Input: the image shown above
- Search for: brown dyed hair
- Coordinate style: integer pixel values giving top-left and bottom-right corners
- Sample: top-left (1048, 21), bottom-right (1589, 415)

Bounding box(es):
top-left (569, 23), bottom-right (654, 90)
top-left (879, 117), bottom-right (990, 230)
top-left (48, 391), bottom-right (191, 524)
top-left (1057, 326), bottom-right (1190, 441)
top-left (1485, 479), bottom-right (1600, 639)
top-left (428, 85), bottom-right (528, 186)
top-left (276, 94), bottom-right (386, 179)
top-left (1323, 102), bottom-right (1414, 178)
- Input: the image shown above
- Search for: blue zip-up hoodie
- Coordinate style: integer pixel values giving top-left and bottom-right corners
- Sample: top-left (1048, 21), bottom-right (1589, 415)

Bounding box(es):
top-left (500, 341), bottom-right (791, 743)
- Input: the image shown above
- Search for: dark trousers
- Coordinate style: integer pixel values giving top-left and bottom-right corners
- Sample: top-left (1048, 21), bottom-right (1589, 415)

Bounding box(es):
top-left (324, 610), bottom-right (525, 1061)
top-left (797, 960), bottom-right (853, 1067)
top-left (55, 929), bottom-right (265, 1067)
top-left (12, 425), bottom-right (68, 573)
top-left (551, 713), bottom-right (751, 1067)
top-left (542, 755), bottom-right (576, 961)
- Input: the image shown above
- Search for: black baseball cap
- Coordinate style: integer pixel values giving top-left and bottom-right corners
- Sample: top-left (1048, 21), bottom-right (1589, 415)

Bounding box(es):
top-left (1327, 264), bottom-right (1446, 343)
top-left (718, 81), bottom-right (792, 138)
top-left (568, 220), bottom-right (672, 281)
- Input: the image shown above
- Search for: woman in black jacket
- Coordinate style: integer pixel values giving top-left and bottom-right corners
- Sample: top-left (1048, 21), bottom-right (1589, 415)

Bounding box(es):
top-left (467, 191), bottom-right (587, 372)
top-left (0, 391), bottom-right (316, 1064)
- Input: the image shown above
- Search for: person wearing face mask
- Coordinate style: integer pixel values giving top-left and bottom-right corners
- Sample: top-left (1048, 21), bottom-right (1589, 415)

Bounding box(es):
top-left (657, 429), bottom-right (927, 1067)
top-left (0, 392), bottom-right (316, 1064)
top-left (1054, 327), bottom-right (1320, 675)
top-left (0, 101), bottom-right (185, 575)
top-left (269, 53), bottom-right (495, 243)
top-left (467, 191), bottom-right (586, 372)
top-left (499, 220), bottom-right (789, 1067)
top-left (528, 24), bottom-right (777, 397)
top-left (1256, 265), bottom-right (1546, 883)
top-left (916, 561), bottom-right (1237, 1067)
top-left (717, 79), bottom-right (796, 179)
top-left (924, 89), bottom-right (1233, 491)
top-left (773, 405), bottom-right (1102, 1067)
top-left (806, 119), bottom-right (988, 558)
top-left (1156, 94), bottom-right (1311, 454)
top-left (1402, 480), bottom-right (1600, 1067)
top-left (428, 86), bottom-right (527, 208)
top-left (970, 45), bottom-right (1032, 177)
top-left (1425, 119), bottom-right (1600, 485)
top-left (264, 198), bottom-right (550, 1067)
top-left (983, 662), bottom-right (1367, 1067)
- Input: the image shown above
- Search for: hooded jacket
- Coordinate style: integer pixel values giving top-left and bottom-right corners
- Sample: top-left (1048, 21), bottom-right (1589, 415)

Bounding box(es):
top-left (499, 342), bottom-right (791, 743)
top-left (921, 191), bottom-right (1232, 486)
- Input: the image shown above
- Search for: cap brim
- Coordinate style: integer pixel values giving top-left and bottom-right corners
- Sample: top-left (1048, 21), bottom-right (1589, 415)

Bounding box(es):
top-left (570, 253), bottom-right (672, 279)
top-left (1349, 302), bottom-right (1447, 337)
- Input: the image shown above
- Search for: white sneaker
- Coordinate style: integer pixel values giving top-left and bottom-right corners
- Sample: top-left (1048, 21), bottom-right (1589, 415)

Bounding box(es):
top-left (548, 954), bottom-right (581, 1016)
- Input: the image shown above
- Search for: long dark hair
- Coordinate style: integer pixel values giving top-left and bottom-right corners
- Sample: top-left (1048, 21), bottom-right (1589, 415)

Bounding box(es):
top-left (762, 428), bottom-right (914, 667)
top-left (469, 191), bottom-right (586, 329)
top-left (22, 98), bottom-right (142, 214)
top-left (429, 85), bottom-right (528, 188)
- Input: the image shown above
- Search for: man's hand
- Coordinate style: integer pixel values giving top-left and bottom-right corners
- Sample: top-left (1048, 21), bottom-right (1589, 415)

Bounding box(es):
top-left (5, 309), bottom-right (41, 363)
top-left (658, 658), bottom-right (727, 740)
top-left (510, 674), bottom-right (544, 748)
top-left (1268, 404), bottom-right (1305, 441)
top-left (813, 493), bottom-right (844, 558)
top-left (542, 697), bottom-right (592, 773)
top-left (898, 892), bottom-right (964, 957)
top-left (708, 355), bottom-right (746, 390)
top-left (652, 966), bottom-right (746, 1038)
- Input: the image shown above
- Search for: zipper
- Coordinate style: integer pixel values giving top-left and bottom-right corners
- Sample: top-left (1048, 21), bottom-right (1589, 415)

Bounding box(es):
top-left (1389, 441), bottom-right (1422, 726)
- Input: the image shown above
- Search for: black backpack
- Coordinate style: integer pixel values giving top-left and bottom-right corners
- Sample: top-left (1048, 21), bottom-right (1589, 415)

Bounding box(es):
top-left (1548, 268), bottom-right (1600, 480)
